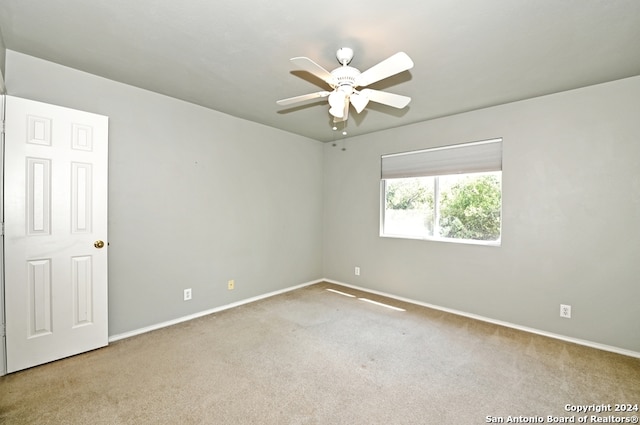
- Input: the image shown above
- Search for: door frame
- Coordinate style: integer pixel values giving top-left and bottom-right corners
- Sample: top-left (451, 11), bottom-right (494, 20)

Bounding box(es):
top-left (1, 94), bottom-right (6, 376)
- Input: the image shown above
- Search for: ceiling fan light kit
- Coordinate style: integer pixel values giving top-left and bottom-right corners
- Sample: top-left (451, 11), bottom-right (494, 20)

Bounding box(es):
top-left (277, 47), bottom-right (414, 126)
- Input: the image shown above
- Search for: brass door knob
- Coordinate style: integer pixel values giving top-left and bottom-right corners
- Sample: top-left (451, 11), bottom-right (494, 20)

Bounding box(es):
top-left (94, 240), bottom-right (105, 249)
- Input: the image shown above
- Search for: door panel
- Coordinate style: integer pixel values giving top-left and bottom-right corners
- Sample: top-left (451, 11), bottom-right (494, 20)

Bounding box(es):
top-left (4, 96), bottom-right (108, 373)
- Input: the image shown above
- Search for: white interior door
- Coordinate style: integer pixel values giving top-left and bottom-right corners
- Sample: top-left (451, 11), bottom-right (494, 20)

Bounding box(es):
top-left (4, 95), bottom-right (108, 373)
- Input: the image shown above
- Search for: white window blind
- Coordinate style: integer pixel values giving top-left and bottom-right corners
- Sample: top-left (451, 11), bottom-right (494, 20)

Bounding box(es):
top-left (381, 138), bottom-right (502, 179)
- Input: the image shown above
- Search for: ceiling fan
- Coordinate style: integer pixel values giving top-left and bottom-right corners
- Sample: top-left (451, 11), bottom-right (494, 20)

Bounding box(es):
top-left (276, 48), bottom-right (414, 122)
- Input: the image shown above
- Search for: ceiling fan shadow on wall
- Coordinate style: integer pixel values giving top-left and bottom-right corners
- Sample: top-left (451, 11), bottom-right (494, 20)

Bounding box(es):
top-left (276, 48), bottom-right (414, 124)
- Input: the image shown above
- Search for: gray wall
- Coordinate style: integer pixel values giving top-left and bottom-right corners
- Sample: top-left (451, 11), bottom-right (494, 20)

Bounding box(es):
top-left (323, 76), bottom-right (640, 353)
top-left (5, 50), bottom-right (324, 336)
top-left (4, 50), bottom-right (639, 354)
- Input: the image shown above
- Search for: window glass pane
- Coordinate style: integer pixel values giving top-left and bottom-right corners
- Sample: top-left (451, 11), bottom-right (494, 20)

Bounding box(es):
top-left (381, 171), bottom-right (501, 244)
top-left (438, 172), bottom-right (502, 242)
top-left (383, 177), bottom-right (434, 237)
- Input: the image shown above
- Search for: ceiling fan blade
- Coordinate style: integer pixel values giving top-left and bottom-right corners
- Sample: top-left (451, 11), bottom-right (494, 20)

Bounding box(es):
top-left (290, 57), bottom-right (337, 86)
top-left (349, 92), bottom-right (370, 114)
top-left (355, 52), bottom-right (414, 87)
top-left (276, 91), bottom-right (331, 106)
top-left (360, 89), bottom-right (411, 109)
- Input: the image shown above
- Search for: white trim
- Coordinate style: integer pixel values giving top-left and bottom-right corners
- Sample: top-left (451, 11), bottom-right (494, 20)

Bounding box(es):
top-left (109, 277), bottom-right (640, 359)
top-left (324, 279), bottom-right (640, 359)
top-left (108, 279), bottom-right (322, 343)
top-left (0, 94), bottom-right (6, 377)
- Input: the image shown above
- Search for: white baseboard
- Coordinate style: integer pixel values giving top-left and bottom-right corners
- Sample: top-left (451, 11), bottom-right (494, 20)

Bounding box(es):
top-left (109, 277), bottom-right (639, 359)
top-left (108, 279), bottom-right (322, 343)
top-left (324, 279), bottom-right (640, 359)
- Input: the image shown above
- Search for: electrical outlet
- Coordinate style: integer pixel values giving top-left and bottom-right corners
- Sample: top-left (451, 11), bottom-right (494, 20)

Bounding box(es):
top-left (184, 288), bottom-right (192, 301)
top-left (560, 304), bottom-right (571, 318)
top-left (228, 279), bottom-right (235, 290)
top-left (355, 266), bottom-right (360, 276)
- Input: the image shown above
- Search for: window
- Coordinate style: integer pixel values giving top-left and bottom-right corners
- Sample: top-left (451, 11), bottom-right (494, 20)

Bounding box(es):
top-left (381, 138), bottom-right (502, 244)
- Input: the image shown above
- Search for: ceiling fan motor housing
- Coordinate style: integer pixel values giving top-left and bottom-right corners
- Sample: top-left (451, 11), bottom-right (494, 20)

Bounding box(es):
top-left (336, 47), bottom-right (354, 65)
top-left (331, 66), bottom-right (361, 90)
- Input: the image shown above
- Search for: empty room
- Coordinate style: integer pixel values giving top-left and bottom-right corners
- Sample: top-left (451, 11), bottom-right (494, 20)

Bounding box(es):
top-left (0, 1), bottom-right (638, 424)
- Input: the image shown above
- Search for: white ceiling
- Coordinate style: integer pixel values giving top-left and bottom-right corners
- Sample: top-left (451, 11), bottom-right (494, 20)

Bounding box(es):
top-left (1, 0), bottom-right (639, 142)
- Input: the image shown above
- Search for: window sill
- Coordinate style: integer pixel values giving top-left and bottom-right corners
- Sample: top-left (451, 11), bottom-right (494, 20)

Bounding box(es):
top-left (380, 233), bottom-right (501, 247)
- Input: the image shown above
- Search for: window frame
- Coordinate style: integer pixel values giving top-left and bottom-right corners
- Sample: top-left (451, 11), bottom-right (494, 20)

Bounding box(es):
top-left (380, 138), bottom-right (503, 246)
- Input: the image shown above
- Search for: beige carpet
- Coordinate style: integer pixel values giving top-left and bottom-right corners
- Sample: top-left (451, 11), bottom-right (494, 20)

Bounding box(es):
top-left (1, 282), bottom-right (639, 424)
